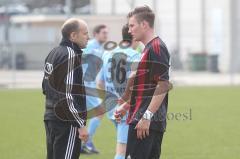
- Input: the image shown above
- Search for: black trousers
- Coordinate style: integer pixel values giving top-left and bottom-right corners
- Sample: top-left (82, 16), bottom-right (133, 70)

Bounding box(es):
top-left (44, 120), bottom-right (81, 159)
top-left (125, 124), bottom-right (164, 159)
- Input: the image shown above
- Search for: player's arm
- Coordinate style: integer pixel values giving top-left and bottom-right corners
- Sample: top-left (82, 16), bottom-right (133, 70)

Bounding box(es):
top-left (135, 81), bottom-right (171, 139)
top-left (119, 53), bottom-right (139, 105)
top-left (115, 55), bottom-right (140, 122)
top-left (117, 60), bottom-right (138, 112)
top-left (114, 71), bottom-right (135, 123)
top-left (121, 71), bottom-right (135, 103)
top-left (146, 81), bottom-right (170, 115)
top-left (65, 48), bottom-right (88, 141)
top-left (65, 52), bottom-right (85, 128)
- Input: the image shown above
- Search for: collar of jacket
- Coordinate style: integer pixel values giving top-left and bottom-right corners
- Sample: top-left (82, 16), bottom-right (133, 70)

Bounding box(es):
top-left (60, 38), bottom-right (83, 54)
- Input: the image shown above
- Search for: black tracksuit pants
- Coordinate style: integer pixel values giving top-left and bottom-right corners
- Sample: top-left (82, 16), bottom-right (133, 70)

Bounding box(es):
top-left (125, 124), bottom-right (164, 159)
top-left (44, 120), bottom-right (81, 159)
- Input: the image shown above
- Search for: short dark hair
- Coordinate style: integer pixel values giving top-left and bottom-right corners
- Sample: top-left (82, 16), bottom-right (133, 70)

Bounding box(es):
top-left (61, 19), bottom-right (80, 39)
top-left (93, 24), bottom-right (107, 35)
top-left (122, 24), bottom-right (132, 42)
top-left (127, 5), bottom-right (155, 28)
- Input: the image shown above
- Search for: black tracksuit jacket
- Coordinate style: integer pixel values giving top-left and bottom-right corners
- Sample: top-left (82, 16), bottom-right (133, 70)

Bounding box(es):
top-left (42, 38), bottom-right (86, 128)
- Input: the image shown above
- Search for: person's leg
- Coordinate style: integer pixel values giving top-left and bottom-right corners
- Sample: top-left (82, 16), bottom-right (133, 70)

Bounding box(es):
top-left (87, 115), bottom-right (103, 142)
top-left (83, 114), bottom-right (104, 153)
top-left (114, 120), bottom-right (129, 159)
top-left (51, 121), bottom-right (81, 159)
top-left (85, 96), bottom-right (103, 144)
top-left (81, 97), bottom-right (105, 154)
top-left (125, 125), bottom-right (155, 159)
top-left (115, 144), bottom-right (126, 159)
top-left (149, 131), bottom-right (164, 159)
top-left (44, 121), bottom-right (54, 159)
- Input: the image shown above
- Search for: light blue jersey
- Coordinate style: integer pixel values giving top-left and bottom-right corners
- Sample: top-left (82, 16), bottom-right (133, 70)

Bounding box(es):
top-left (86, 39), bottom-right (104, 52)
top-left (98, 46), bottom-right (141, 120)
top-left (82, 39), bottom-right (104, 110)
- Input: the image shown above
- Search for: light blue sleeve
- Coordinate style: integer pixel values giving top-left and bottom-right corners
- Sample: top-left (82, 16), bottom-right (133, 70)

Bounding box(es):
top-left (129, 51), bottom-right (141, 72)
top-left (86, 40), bottom-right (96, 50)
top-left (130, 52), bottom-right (141, 62)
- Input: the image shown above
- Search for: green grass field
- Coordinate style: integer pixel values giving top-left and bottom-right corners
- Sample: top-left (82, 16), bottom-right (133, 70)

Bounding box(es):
top-left (0, 86), bottom-right (239, 159)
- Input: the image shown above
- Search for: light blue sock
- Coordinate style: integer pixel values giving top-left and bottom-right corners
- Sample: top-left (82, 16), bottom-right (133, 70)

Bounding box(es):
top-left (114, 154), bottom-right (125, 159)
top-left (87, 117), bottom-right (101, 142)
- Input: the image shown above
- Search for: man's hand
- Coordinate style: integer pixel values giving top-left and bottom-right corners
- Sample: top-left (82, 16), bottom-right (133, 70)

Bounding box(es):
top-left (114, 106), bottom-right (126, 123)
top-left (78, 127), bottom-right (89, 142)
top-left (114, 98), bottom-right (129, 123)
top-left (135, 118), bottom-right (151, 140)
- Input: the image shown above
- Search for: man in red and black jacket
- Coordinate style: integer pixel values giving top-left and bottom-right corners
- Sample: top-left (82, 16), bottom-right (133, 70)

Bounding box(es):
top-left (115, 6), bottom-right (171, 159)
top-left (42, 18), bottom-right (89, 159)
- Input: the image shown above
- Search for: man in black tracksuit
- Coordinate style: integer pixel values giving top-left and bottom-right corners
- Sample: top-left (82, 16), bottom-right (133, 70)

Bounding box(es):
top-left (42, 18), bottom-right (89, 159)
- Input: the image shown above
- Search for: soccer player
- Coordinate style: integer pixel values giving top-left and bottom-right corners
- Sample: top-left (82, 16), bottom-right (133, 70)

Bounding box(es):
top-left (42, 18), bottom-right (89, 159)
top-left (115, 6), bottom-right (171, 159)
top-left (97, 24), bottom-right (141, 159)
top-left (81, 24), bottom-right (108, 154)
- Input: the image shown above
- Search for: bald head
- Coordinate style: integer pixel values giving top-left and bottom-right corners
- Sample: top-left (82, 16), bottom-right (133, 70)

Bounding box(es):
top-left (61, 18), bottom-right (87, 39)
top-left (61, 18), bottom-right (89, 48)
